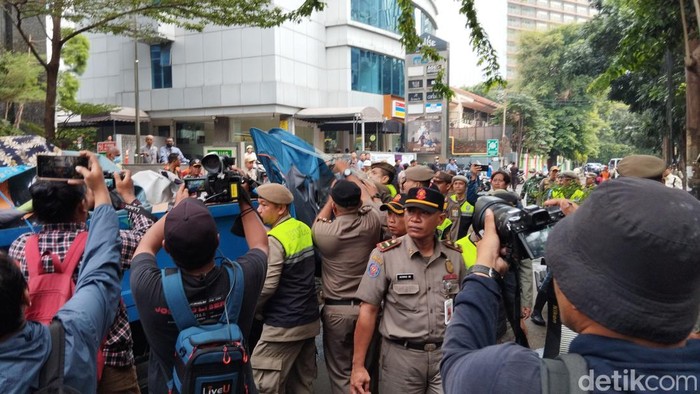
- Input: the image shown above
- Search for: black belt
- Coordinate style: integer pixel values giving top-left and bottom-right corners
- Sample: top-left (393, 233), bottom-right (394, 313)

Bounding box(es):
top-left (388, 338), bottom-right (443, 351)
top-left (324, 298), bottom-right (362, 306)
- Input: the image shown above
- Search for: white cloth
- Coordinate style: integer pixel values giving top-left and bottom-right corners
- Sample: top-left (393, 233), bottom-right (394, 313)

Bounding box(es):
top-left (665, 173), bottom-right (683, 189)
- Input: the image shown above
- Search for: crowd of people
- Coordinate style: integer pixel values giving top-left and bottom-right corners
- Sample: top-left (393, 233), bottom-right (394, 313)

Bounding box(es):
top-left (0, 149), bottom-right (698, 394)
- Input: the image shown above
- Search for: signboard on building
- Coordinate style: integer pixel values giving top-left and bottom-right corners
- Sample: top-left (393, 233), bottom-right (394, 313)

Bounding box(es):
top-left (487, 139), bottom-right (499, 156)
top-left (404, 33), bottom-right (449, 156)
top-left (392, 100), bottom-right (406, 119)
top-left (97, 141), bottom-right (116, 153)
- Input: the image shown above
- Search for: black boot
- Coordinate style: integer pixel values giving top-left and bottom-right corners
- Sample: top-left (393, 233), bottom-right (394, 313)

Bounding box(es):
top-left (531, 309), bottom-right (545, 326)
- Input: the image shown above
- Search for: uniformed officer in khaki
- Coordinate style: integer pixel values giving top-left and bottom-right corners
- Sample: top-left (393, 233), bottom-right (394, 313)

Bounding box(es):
top-left (251, 183), bottom-right (320, 394)
top-left (400, 165), bottom-right (434, 193)
top-left (351, 187), bottom-right (467, 394)
top-left (312, 173), bottom-right (383, 394)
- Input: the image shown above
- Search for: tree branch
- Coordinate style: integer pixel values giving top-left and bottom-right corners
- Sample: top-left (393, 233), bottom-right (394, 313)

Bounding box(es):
top-left (6, 3), bottom-right (47, 68)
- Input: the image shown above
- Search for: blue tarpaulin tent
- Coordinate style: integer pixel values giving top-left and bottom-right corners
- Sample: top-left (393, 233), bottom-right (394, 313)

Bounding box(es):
top-left (250, 128), bottom-right (335, 227)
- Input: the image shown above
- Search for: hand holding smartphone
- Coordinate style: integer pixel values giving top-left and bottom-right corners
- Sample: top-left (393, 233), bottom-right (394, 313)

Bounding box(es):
top-left (36, 154), bottom-right (90, 181)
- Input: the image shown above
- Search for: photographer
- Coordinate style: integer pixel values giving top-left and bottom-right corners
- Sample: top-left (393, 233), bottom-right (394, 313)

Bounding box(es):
top-left (441, 177), bottom-right (700, 393)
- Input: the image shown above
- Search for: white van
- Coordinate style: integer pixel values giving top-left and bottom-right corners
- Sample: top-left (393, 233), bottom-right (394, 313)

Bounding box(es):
top-left (608, 158), bottom-right (622, 170)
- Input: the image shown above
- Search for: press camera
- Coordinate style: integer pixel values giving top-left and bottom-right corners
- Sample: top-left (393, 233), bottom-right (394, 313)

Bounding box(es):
top-left (472, 196), bottom-right (564, 261)
top-left (200, 152), bottom-right (241, 203)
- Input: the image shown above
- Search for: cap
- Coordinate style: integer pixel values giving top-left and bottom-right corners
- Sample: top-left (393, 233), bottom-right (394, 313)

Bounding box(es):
top-left (433, 171), bottom-right (453, 183)
top-left (246, 145), bottom-right (254, 150)
top-left (380, 193), bottom-right (407, 215)
top-left (546, 177), bottom-right (700, 344)
top-left (560, 170), bottom-right (577, 179)
top-left (331, 180), bottom-right (361, 208)
top-left (371, 161), bottom-right (396, 176)
top-left (452, 175), bottom-right (468, 184)
top-left (191, 159), bottom-right (202, 167)
top-left (362, 160), bottom-right (372, 168)
top-left (617, 154), bottom-right (665, 179)
top-left (550, 166), bottom-right (560, 172)
top-left (165, 199), bottom-right (219, 269)
top-left (404, 187), bottom-right (445, 213)
top-left (585, 172), bottom-right (597, 178)
top-left (256, 183), bottom-right (293, 205)
top-left (404, 165), bottom-right (435, 182)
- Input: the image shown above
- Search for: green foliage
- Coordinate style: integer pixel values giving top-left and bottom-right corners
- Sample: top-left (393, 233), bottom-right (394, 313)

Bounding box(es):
top-left (397, 0), bottom-right (505, 102)
top-left (55, 127), bottom-right (99, 150)
top-left (516, 24), bottom-right (605, 161)
top-left (0, 52), bottom-right (45, 110)
top-left (0, 119), bottom-right (26, 136)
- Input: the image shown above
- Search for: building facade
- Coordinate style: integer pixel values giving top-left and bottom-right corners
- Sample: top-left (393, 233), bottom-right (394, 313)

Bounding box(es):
top-left (505, 0), bottom-right (595, 78)
top-left (77, 0), bottom-right (439, 160)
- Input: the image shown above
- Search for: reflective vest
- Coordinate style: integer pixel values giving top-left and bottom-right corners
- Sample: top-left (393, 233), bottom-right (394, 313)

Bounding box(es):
top-left (266, 217), bottom-right (319, 327)
top-left (386, 184), bottom-right (397, 198)
top-left (437, 218), bottom-right (452, 240)
top-left (551, 188), bottom-right (585, 203)
top-left (446, 195), bottom-right (474, 241)
top-left (455, 235), bottom-right (478, 269)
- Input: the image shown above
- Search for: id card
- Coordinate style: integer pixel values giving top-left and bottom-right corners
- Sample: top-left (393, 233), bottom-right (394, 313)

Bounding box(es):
top-left (444, 298), bottom-right (454, 325)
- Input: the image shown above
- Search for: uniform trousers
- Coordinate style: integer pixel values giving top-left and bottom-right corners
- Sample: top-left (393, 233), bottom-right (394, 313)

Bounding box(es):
top-left (379, 338), bottom-right (443, 394)
top-left (251, 337), bottom-right (317, 394)
top-left (97, 364), bottom-right (141, 394)
top-left (322, 304), bottom-right (360, 394)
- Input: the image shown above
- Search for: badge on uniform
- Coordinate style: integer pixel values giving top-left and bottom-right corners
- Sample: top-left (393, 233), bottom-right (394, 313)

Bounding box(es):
top-left (396, 273), bottom-right (414, 281)
top-left (367, 261), bottom-right (381, 278)
top-left (444, 299), bottom-right (454, 325)
top-left (445, 259), bottom-right (454, 274)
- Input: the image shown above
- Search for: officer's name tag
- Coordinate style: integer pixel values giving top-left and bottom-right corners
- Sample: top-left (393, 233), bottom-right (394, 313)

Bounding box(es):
top-left (396, 273), bottom-right (414, 281)
top-left (444, 299), bottom-right (454, 325)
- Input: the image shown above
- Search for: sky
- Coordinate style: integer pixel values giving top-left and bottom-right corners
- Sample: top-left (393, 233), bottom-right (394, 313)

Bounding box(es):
top-left (434, 0), bottom-right (508, 89)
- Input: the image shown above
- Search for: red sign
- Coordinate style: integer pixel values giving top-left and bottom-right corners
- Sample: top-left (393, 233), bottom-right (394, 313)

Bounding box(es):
top-left (97, 141), bottom-right (116, 153)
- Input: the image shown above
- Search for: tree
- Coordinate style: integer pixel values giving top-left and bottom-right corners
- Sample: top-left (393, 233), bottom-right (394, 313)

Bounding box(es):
top-left (516, 24), bottom-right (605, 163)
top-left (3, 0), bottom-right (326, 141)
top-left (0, 51), bottom-right (44, 128)
top-left (586, 0), bottom-right (697, 197)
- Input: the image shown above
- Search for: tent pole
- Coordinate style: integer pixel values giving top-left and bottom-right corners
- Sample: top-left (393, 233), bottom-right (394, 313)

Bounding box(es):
top-left (361, 118), bottom-right (366, 152)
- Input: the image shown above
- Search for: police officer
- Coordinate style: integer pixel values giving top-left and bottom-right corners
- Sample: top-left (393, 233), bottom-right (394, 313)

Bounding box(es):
top-left (312, 173), bottom-right (383, 394)
top-left (252, 184), bottom-right (319, 393)
top-left (400, 165), bottom-right (434, 193)
top-left (444, 174), bottom-right (478, 241)
top-left (379, 193), bottom-right (407, 238)
top-left (351, 187), bottom-right (467, 394)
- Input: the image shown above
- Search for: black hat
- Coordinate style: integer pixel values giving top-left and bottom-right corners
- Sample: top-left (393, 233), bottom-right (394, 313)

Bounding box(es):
top-left (546, 177), bottom-right (700, 344)
top-left (331, 180), bottom-right (361, 208)
top-left (404, 187), bottom-right (445, 213)
top-left (165, 198), bottom-right (219, 270)
top-left (380, 193), bottom-right (407, 215)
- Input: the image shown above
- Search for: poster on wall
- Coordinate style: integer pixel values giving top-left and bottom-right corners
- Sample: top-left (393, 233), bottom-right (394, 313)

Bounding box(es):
top-left (406, 115), bottom-right (442, 154)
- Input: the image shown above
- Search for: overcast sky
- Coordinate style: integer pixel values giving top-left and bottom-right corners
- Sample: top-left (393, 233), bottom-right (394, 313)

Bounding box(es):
top-left (435, 0), bottom-right (508, 89)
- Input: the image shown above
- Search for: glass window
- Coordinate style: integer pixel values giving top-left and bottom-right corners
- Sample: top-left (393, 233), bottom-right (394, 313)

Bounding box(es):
top-left (150, 44), bottom-right (172, 89)
top-left (418, 9), bottom-right (437, 35)
top-left (351, 47), bottom-right (404, 97)
top-left (351, 0), bottom-right (401, 34)
top-left (537, 10), bottom-right (548, 19)
top-left (550, 1), bottom-right (562, 9)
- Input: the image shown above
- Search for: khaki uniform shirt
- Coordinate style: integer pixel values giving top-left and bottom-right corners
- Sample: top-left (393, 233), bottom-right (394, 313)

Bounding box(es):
top-left (312, 205), bottom-right (382, 300)
top-left (355, 235), bottom-right (466, 343)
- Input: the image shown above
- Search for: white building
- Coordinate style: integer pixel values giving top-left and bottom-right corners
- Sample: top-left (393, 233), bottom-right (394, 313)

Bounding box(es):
top-left (77, 0), bottom-right (439, 160)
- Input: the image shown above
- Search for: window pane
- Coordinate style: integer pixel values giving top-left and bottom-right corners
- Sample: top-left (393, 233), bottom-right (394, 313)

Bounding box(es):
top-left (350, 47), bottom-right (404, 96)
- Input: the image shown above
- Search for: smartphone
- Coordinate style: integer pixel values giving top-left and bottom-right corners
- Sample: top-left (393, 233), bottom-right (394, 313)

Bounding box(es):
top-left (184, 177), bottom-right (207, 196)
top-left (36, 154), bottom-right (89, 181)
top-left (478, 164), bottom-right (489, 172)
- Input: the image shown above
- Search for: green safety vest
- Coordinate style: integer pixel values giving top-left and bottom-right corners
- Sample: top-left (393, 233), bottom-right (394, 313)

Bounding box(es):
top-left (386, 184), bottom-right (397, 198)
top-left (450, 194), bottom-right (474, 214)
top-left (437, 218), bottom-right (452, 240)
top-left (266, 217), bottom-right (318, 327)
top-left (455, 235), bottom-right (478, 269)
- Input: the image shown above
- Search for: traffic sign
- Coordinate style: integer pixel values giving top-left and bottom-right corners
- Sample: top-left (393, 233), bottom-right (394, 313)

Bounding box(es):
top-left (486, 139), bottom-right (499, 156)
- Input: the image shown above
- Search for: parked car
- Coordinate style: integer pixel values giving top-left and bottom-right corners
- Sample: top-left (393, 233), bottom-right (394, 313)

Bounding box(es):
top-left (584, 162), bottom-right (604, 174)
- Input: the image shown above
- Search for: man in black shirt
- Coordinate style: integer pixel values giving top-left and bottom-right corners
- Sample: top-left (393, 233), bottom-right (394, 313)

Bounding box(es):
top-left (131, 185), bottom-right (269, 393)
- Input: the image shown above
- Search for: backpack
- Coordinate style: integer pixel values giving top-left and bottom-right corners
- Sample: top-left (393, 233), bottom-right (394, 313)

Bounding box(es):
top-left (36, 320), bottom-right (81, 394)
top-left (24, 232), bottom-right (106, 380)
top-left (24, 232), bottom-right (88, 324)
top-left (540, 353), bottom-right (588, 394)
top-left (161, 260), bottom-right (252, 394)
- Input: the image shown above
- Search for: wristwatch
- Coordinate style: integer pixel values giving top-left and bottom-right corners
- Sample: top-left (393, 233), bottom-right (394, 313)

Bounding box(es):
top-left (343, 168), bottom-right (353, 178)
top-left (469, 264), bottom-right (502, 280)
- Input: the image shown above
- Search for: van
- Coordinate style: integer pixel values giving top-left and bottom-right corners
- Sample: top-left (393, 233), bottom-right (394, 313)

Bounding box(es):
top-left (608, 158), bottom-right (622, 171)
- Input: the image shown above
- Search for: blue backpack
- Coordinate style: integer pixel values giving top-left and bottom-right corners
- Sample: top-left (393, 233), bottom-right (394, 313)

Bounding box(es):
top-left (161, 261), bottom-right (251, 394)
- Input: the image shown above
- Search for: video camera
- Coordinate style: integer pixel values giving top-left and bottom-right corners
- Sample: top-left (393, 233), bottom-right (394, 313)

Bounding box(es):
top-left (472, 196), bottom-right (564, 261)
top-left (200, 153), bottom-right (241, 203)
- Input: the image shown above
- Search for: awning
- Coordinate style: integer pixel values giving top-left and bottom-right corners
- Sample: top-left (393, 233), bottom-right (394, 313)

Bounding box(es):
top-left (82, 107), bottom-right (151, 123)
top-left (295, 106), bottom-right (384, 123)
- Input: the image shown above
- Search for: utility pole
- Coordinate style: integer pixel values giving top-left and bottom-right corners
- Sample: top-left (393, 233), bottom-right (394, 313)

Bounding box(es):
top-left (133, 15), bottom-right (141, 163)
